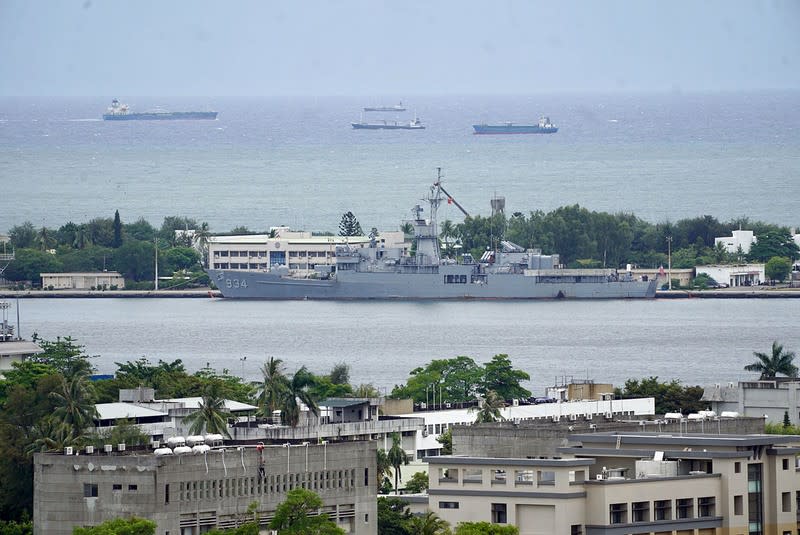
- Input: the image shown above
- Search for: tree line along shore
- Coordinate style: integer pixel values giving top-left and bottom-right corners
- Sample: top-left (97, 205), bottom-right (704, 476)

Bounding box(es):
top-left (2, 206), bottom-right (798, 290)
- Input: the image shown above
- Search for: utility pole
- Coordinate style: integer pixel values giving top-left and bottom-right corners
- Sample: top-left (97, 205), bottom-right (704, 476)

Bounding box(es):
top-left (666, 236), bottom-right (673, 290)
top-left (154, 236), bottom-right (159, 291)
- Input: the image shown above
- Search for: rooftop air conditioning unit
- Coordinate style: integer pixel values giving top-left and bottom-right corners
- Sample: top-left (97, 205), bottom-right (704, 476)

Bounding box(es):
top-left (512, 399), bottom-right (519, 407)
top-left (569, 414), bottom-right (577, 421)
top-left (104, 444), bottom-right (113, 453)
top-left (589, 424), bottom-right (597, 430)
top-left (605, 412), bottom-right (613, 419)
top-left (85, 446), bottom-right (94, 454)
top-left (64, 447), bottom-right (73, 456)
top-left (117, 443), bottom-right (126, 452)
top-left (552, 416), bottom-right (559, 423)
top-left (152, 440), bottom-right (160, 449)
top-left (586, 413), bottom-right (592, 420)
top-left (445, 402), bottom-right (452, 409)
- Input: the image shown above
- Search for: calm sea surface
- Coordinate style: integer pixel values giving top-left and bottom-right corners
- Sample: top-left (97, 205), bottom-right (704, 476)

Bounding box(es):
top-left (1, 92), bottom-right (799, 234)
top-left (2, 93), bottom-right (799, 396)
top-left (11, 298), bottom-right (800, 396)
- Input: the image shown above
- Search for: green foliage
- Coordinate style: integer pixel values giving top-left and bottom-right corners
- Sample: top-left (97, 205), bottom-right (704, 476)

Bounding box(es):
top-left (481, 354), bottom-right (531, 400)
top-left (182, 380), bottom-right (232, 437)
top-left (692, 273), bottom-right (718, 289)
top-left (744, 341), bottom-right (797, 379)
top-left (161, 246), bottom-right (201, 273)
top-left (404, 471), bottom-right (429, 493)
top-left (113, 240), bottom-right (155, 281)
top-left (454, 522), bottom-right (519, 535)
top-left (748, 230), bottom-right (800, 262)
top-left (376, 448), bottom-right (393, 492)
top-left (203, 523), bottom-right (258, 535)
top-left (387, 433), bottom-right (410, 494)
top-left (2, 248), bottom-right (62, 282)
top-left (112, 210), bottom-right (123, 248)
top-left (783, 411), bottom-right (791, 428)
top-left (409, 511), bottom-right (451, 535)
top-left (338, 211), bottom-right (363, 237)
top-left (0, 518), bottom-right (33, 535)
top-left (123, 217), bottom-right (156, 242)
top-left (765, 256), bottom-right (792, 282)
top-left (390, 354), bottom-right (531, 405)
top-left (269, 488), bottom-right (345, 534)
top-left (92, 419), bottom-right (151, 448)
top-left (437, 428), bottom-right (452, 455)
top-left (614, 377), bottom-right (704, 415)
top-left (280, 366), bottom-right (320, 427)
top-left (159, 216), bottom-right (199, 246)
top-left (8, 222), bottom-right (38, 249)
top-left (471, 390), bottom-right (505, 423)
top-left (377, 497), bottom-right (414, 535)
top-left (73, 517), bottom-right (156, 535)
top-left (765, 422), bottom-right (800, 435)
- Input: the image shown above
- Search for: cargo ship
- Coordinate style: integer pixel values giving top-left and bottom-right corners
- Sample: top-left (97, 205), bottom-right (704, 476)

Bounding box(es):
top-left (473, 116), bottom-right (557, 134)
top-left (102, 99), bottom-right (218, 121)
top-left (351, 116), bottom-right (425, 130)
top-left (363, 102), bottom-right (406, 112)
top-left (206, 173), bottom-right (656, 300)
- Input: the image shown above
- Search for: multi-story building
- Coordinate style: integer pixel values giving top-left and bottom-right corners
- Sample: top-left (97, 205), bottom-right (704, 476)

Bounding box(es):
top-left (427, 431), bottom-right (800, 535)
top-left (34, 440), bottom-right (377, 535)
top-left (703, 379), bottom-right (800, 426)
top-left (207, 230), bottom-right (406, 276)
top-left (715, 230), bottom-right (757, 255)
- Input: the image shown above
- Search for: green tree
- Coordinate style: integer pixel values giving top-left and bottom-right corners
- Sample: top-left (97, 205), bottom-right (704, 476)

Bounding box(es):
top-left (744, 341), bottom-right (797, 379)
top-left (390, 357), bottom-right (484, 404)
top-left (182, 381), bottom-right (232, 438)
top-left (614, 377), bottom-right (704, 415)
top-left (50, 375), bottom-right (99, 437)
top-left (387, 433), bottom-right (409, 494)
top-left (112, 210), bottom-right (123, 248)
top-left (481, 354), bottom-right (531, 400)
top-left (280, 366), bottom-right (319, 427)
top-left (161, 246), bottom-right (201, 273)
top-left (269, 488), bottom-right (345, 535)
top-left (376, 448), bottom-right (393, 491)
top-left (113, 239), bottom-right (155, 281)
top-left (256, 357), bottom-right (288, 418)
top-left (0, 518), bottom-right (33, 535)
top-left (28, 335), bottom-right (95, 379)
top-left (377, 497), bottom-right (414, 535)
top-left (73, 517), bottom-right (156, 535)
top-left (2, 248), bottom-right (62, 283)
top-left (338, 211), bottom-right (363, 237)
top-left (8, 222), bottom-right (38, 249)
top-left (329, 362), bottom-right (350, 385)
top-left (437, 428), bottom-right (453, 455)
top-left (471, 390), bottom-right (505, 423)
top-left (86, 217), bottom-right (116, 248)
top-left (765, 256), bottom-right (792, 282)
top-left (408, 511), bottom-right (451, 535)
top-left (440, 219), bottom-right (456, 257)
top-left (159, 216), bottom-right (199, 246)
top-left (123, 217), bottom-right (156, 242)
top-left (454, 522), bottom-right (519, 535)
top-left (400, 222), bottom-right (414, 236)
top-left (404, 470), bottom-right (429, 493)
top-left (748, 230), bottom-right (800, 262)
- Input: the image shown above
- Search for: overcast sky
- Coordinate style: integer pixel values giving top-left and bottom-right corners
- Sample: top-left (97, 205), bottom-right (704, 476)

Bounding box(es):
top-left (1, 0), bottom-right (798, 96)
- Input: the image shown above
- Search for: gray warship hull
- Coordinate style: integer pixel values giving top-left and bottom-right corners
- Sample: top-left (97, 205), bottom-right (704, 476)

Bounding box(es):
top-left (207, 267), bottom-right (658, 300)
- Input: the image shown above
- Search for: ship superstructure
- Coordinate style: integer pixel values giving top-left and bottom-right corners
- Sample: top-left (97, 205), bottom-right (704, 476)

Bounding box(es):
top-left (206, 172), bottom-right (656, 300)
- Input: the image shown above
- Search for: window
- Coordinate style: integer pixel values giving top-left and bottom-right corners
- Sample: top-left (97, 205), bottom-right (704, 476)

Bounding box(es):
top-left (698, 496), bottom-right (715, 517)
top-left (734, 495), bottom-right (743, 515)
top-left (570, 525), bottom-right (582, 535)
top-left (609, 503), bottom-right (627, 524)
top-left (165, 484), bottom-right (170, 504)
top-left (537, 470), bottom-right (555, 486)
top-left (439, 501), bottom-right (460, 509)
top-left (128, 484), bottom-right (137, 491)
top-left (112, 484), bottom-right (122, 491)
top-left (491, 503), bottom-right (507, 524)
top-left (782, 492), bottom-right (791, 513)
top-left (655, 500), bottom-right (671, 521)
top-left (83, 483), bottom-right (98, 498)
top-left (632, 501), bottom-right (650, 522)
top-left (676, 498), bottom-right (693, 519)
top-left (364, 467), bottom-right (369, 486)
top-left (783, 458), bottom-right (789, 470)
top-left (735, 461), bottom-right (741, 473)
top-left (365, 513), bottom-right (369, 523)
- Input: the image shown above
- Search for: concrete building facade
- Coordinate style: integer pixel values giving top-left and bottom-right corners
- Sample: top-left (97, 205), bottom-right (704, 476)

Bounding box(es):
top-left (208, 231), bottom-right (406, 276)
top-left (703, 379), bottom-right (800, 426)
top-left (427, 432), bottom-right (800, 535)
top-left (41, 271), bottom-right (125, 290)
top-left (34, 440), bottom-right (377, 535)
top-left (715, 230), bottom-right (756, 255)
top-left (696, 264), bottom-right (765, 287)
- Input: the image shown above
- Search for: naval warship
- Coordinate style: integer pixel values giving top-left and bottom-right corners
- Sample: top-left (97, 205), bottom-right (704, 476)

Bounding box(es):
top-left (206, 177), bottom-right (657, 300)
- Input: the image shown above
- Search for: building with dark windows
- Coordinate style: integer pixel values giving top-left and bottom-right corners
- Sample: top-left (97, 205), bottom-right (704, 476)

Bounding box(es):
top-left (34, 440), bottom-right (377, 535)
top-left (426, 432), bottom-right (800, 535)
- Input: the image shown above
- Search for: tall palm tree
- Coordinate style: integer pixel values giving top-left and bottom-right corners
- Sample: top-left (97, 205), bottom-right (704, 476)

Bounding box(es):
top-left (387, 433), bottom-right (409, 495)
top-left (257, 357), bottom-right (288, 419)
top-left (440, 219), bottom-right (455, 257)
top-left (183, 381), bottom-right (232, 437)
top-left (409, 511), bottom-right (450, 535)
top-left (280, 366), bottom-right (319, 427)
top-left (50, 375), bottom-right (99, 437)
top-left (27, 417), bottom-right (86, 455)
top-left (193, 221), bottom-right (211, 267)
top-left (471, 390), bottom-right (506, 424)
top-left (376, 448), bottom-right (392, 490)
top-left (745, 341), bottom-right (798, 379)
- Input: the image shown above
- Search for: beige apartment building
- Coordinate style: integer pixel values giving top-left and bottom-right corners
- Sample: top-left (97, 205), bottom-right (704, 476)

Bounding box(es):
top-left (208, 230), bottom-right (407, 275)
top-left (427, 432), bottom-right (800, 535)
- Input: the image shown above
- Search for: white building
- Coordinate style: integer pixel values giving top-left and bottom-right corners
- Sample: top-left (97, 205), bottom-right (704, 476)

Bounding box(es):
top-left (208, 230), bottom-right (407, 275)
top-left (696, 264), bottom-right (764, 287)
top-left (702, 379), bottom-right (800, 425)
top-left (714, 229), bottom-right (756, 255)
top-left (41, 271), bottom-right (125, 290)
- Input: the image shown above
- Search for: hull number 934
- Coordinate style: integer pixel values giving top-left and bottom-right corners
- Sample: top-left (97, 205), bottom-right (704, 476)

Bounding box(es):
top-left (225, 278), bottom-right (248, 289)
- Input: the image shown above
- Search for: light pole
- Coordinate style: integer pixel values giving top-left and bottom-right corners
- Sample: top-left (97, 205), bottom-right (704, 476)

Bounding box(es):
top-left (666, 236), bottom-right (673, 290)
top-left (239, 356), bottom-right (247, 380)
